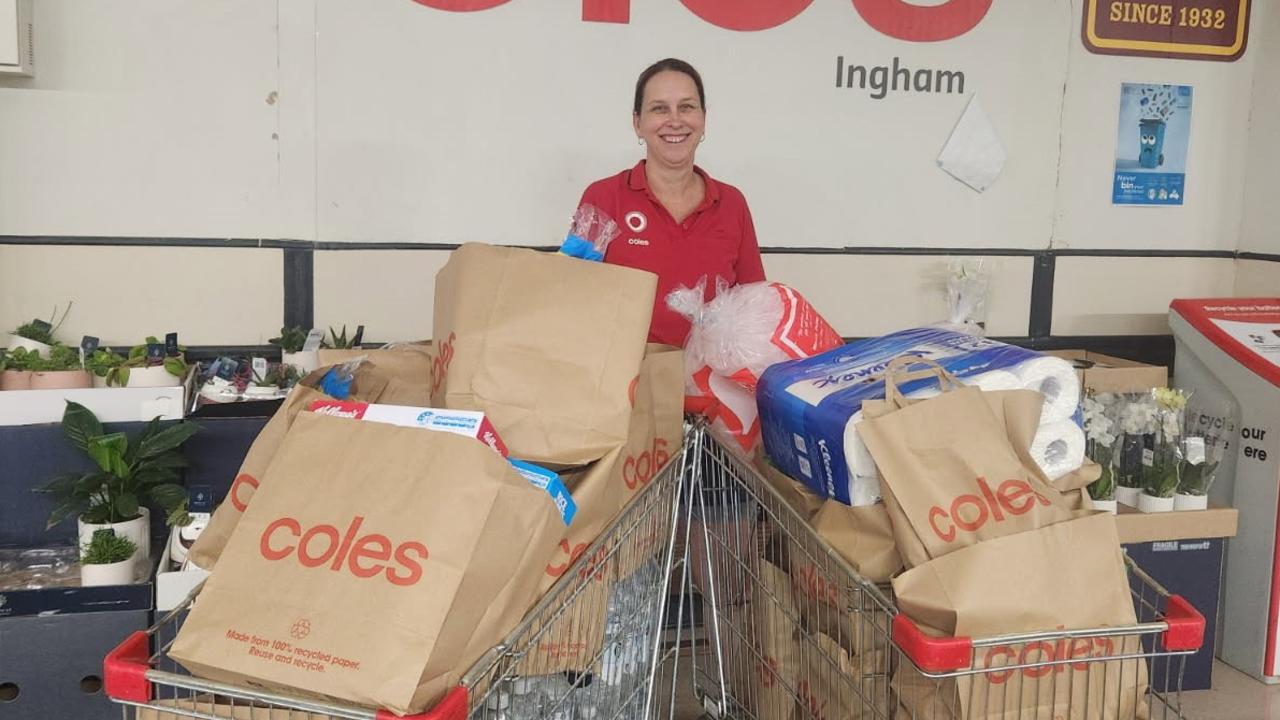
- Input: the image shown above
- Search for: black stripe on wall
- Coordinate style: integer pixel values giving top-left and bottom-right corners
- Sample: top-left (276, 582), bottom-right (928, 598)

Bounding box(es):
top-left (1028, 253), bottom-right (1056, 339)
top-left (282, 248), bottom-right (314, 331)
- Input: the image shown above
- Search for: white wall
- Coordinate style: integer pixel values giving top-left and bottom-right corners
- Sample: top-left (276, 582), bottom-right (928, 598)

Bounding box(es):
top-left (1240, 1), bottom-right (1280, 255)
top-left (0, 0), bottom-right (1275, 342)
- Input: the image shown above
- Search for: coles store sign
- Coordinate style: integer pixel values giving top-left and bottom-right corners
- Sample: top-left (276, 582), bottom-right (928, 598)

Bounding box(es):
top-left (412, 0), bottom-right (994, 39)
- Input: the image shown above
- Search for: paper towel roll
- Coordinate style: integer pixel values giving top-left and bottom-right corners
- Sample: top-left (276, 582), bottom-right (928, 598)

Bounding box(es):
top-left (1011, 357), bottom-right (1081, 423)
top-left (966, 369), bottom-right (1022, 392)
top-left (1030, 419), bottom-right (1087, 481)
top-left (842, 412), bottom-right (880, 504)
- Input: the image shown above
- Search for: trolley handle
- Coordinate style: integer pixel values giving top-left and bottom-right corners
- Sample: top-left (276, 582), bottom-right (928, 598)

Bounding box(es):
top-left (891, 593), bottom-right (1206, 673)
top-left (103, 630), bottom-right (470, 720)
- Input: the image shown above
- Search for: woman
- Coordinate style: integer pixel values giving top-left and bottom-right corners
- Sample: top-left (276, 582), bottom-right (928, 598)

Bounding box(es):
top-left (576, 58), bottom-right (766, 347)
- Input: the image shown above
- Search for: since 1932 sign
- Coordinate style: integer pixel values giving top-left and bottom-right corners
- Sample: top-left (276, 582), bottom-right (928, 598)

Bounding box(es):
top-left (1082, 0), bottom-right (1251, 61)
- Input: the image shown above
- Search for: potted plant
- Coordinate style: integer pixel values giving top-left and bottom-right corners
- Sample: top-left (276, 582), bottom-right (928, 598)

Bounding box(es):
top-left (322, 325), bottom-right (359, 349)
top-left (86, 348), bottom-right (126, 388)
top-left (35, 401), bottom-right (200, 565)
top-left (0, 347), bottom-right (37, 390)
top-left (7, 304), bottom-right (72, 353)
top-left (1114, 392), bottom-right (1155, 507)
top-left (1083, 392), bottom-right (1119, 513)
top-left (1176, 400), bottom-right (1237, 510)
top-left (270, 326), bottom-right (318, 373)
top-left (29, 343), bottom-right (93, 390)
top-left (1138, 387), bottom-right (1187, 513)
top-left (105, 337), bottom-right (189, 388)
top-left (80, 528), bottom-right (139, 586)
top-left (244, 366), bottom-right (284, 399)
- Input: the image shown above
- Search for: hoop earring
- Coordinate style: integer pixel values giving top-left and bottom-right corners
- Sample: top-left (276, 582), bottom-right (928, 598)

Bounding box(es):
top-left (699, 134), bottom-right (706, 143)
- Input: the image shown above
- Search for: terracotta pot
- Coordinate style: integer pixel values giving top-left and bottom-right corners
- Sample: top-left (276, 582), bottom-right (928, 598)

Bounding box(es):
top-left (29, 369), bottom-right (93, 390)
top-left (0, 370), bottom-right (32, 391)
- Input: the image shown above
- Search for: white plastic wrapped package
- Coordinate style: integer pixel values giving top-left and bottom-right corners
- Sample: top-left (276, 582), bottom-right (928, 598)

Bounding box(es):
top-left (668, 279), bottom-right (843, 391)
top-left (758, 327), bottom-right (1083, 505)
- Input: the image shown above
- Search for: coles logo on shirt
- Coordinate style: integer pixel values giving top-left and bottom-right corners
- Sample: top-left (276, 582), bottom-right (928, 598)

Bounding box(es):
top-left (624, 211), bottom-right (649, 246)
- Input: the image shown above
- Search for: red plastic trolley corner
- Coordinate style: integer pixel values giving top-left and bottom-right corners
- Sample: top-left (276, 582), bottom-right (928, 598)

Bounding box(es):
top-left (104, 631), bottom-right (153, 703)
top-left (892, 614), bottom-right (973, 673)
top-left (378, 686), bottom-right (469, 720)
top-left (1161, 594), bottom-right (1206, 652)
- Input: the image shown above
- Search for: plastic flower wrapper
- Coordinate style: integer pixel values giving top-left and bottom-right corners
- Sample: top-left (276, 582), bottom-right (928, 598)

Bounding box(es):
top-left (1179, 397), bottom-right (1237, 498)
top-left (1116, 392), bottom-right (1156, 490)
top-left (559, 203), bottom-right (619, 262)
top-left (932, 259), bottom-right (992, 336)
top-left (1083, 392), bottom-right (1120, 501)
top-left (1142, 387), bottom-right (1188, 499)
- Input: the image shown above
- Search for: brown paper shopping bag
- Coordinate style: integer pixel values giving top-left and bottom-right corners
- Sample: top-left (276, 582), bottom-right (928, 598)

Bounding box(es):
top-left (723, 562), bottom-right (801, 720)
top-left (137, 698), bottom-right (334, 720)
top-left (513, 345), bottom-right (684, 675)
top-left (431, 243), bottom-right (657, 466)
top-left (796, 631), bottom-right (890, 720)
top-left (890, 512), bottom-right (1148, 720)
top-left (857, 358), bottom-right (1077, 567)
top-left (187, 363), bottom-right (393, 570)
top-left (319, 344), bottom-right (434, 406)
top-left (170, 413), bottom-right (563, 715)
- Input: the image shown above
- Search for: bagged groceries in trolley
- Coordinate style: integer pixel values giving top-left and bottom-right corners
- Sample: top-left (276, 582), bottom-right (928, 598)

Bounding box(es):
top-left (758, 326), bottom-right (1084, 506)
top-left (670, 278), bottom-right (842, 453)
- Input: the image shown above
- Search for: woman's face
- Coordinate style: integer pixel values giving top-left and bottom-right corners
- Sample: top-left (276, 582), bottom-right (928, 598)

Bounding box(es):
top-left (633, 70), bottom-right (705, 168)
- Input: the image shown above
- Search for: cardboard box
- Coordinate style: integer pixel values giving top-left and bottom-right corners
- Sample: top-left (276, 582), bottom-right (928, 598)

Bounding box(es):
top-left (1046, 350), bottom-right (1167, 394)
top-left (0, 386), bottom-right (186, 426)
top-left (1114, 503), bottom-right (1238, 544)
top-left (307, 399), bottom-right (508, 456)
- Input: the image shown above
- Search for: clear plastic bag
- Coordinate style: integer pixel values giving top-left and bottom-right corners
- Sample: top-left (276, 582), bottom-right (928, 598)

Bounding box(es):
top-left (932, 259), bottom-right (992, 336)
top-left (559, 203), bottom-right (620, 262)
top-left (667, 277), bottom-right (842, 392)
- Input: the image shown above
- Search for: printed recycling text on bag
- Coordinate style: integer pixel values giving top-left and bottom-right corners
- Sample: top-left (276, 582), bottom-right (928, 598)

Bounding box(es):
top-left (857, 358), bottom-right (1077, 568)
top-left (187, 363), bottom-right (393, 570)
top-left (170, 413), bottom-right (563, 715)
top-left (431, 243), bottom-right (657, 466)
top-left (890, 512), bottom-right (1149, 720)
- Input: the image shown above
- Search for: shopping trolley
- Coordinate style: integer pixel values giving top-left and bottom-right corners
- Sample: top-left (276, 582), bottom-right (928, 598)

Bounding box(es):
top-left (684, 424), bottom-right (1206, 720)
top-left (104, 432), bottom-right (693, 720)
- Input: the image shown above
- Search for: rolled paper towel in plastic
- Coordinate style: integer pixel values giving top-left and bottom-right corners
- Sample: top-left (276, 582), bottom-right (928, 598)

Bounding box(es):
top-left (1029, 419), bottom-right (1087, 481)
top-left (1011, 356), bottom-right (1080, 423)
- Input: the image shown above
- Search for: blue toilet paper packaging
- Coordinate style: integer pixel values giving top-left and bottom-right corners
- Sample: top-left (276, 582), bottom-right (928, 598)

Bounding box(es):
top-left (757, 328), bottom-right (1071, 505)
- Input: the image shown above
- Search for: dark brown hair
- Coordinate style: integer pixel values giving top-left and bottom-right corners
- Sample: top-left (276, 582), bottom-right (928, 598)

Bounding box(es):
top-left (633, 58), bottom-right (706, 115)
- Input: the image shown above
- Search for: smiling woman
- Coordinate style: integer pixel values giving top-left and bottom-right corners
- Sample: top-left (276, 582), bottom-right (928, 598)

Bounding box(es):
top-left (574, 58), bottom-right (766, 347)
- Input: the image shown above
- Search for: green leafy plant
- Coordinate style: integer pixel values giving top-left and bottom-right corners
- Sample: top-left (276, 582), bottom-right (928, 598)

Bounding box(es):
top-left (81, 528), bottom-right (137, 565)
top-left (269, 326), bottom-right (308, 353)
top-left (86, 349), bottom-right (126, 378)
top-left (3, 347), bottom-right (38, 372)
top-left (322, 325), bottom-right (357, 349)
top-left (105, 337), bottom-right (189, 387)
top-left (30, 343), bottom-right (84, 372)
top-left (251, 367), bottom-right (279, 388)
top-left (12, 303), bottom-right (72, 344)
top-left (36, 401), bottom-right (200, 528)
top-left (0, 349), bottom-right (8, 373)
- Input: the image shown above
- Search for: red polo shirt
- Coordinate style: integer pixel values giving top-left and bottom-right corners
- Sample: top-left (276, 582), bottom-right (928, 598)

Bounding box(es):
top-left (577, 161), bottom-right (766, 347)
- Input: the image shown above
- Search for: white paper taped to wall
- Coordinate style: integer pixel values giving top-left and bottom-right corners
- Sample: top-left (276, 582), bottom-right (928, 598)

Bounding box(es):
top-left (937, 95), bottom-right (1006, 192)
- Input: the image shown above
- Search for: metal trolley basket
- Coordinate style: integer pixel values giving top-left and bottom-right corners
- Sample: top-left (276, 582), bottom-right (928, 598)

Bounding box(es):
top-left (104, 432), bottom-right (694, 720)
top-left (684, 424), bottom-right (1206, 720)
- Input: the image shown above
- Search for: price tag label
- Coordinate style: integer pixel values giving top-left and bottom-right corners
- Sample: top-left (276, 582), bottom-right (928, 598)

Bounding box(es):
top-left (1185, 437), bottom-right (1207, 465)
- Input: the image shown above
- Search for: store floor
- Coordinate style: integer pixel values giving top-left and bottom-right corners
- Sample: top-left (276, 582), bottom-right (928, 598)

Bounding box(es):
top-left (666, 657), bottom-right (1280, 720)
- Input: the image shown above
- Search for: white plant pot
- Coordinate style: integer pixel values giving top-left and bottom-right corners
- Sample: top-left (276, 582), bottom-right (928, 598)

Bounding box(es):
top-left (1115, 486), bottom-right (1142, 507)
top-left (6, 333), bottom-right (52, 354)
top-left (1089, 499), bottom-right (1118, 514)
top-left (1174, 492), bottom-right (1209, 511)
top-left (92, 373), bottom-right (110, 388)
top-left (243, 386), bottom-right (280, 399)
top-left (1137, 492), bottom-right (1176, 513)
top-left (80, 558), bottom-right (137, 587)
top-left (282, 350), bottom-right (320, 374)
top-left (78, 507), bottom-right (150, 567)
top-left (123, 365), bottom-right (181, 388)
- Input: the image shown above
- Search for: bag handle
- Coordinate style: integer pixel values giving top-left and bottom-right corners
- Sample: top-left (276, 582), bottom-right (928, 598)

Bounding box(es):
top-left (881, 356), bottom-right (960, 407)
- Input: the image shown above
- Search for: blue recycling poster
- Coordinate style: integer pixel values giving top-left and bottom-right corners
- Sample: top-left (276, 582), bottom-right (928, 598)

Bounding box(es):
top-left (1113, 83), bottom-right (1193, 206)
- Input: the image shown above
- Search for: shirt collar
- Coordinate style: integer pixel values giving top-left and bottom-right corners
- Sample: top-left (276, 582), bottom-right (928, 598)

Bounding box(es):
top-left (627, 160), bottom-right (721, 213)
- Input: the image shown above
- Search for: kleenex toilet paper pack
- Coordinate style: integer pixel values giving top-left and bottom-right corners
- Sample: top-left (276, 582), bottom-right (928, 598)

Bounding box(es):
top-left (757, 328), bottom-right (1080, 505)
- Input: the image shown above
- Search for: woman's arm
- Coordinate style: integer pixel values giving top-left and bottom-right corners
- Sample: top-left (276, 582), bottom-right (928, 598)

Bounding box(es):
top-left (737, 201), bottom-right (766, 283)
